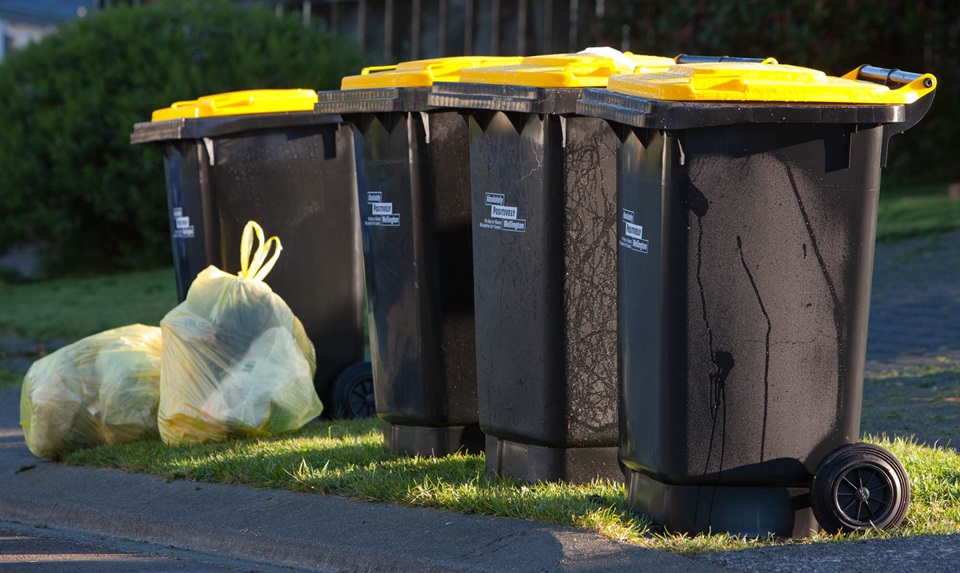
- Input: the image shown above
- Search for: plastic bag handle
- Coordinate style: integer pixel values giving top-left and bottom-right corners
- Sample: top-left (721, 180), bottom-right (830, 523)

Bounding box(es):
top-left (238, 221), bottom-right (283, 282)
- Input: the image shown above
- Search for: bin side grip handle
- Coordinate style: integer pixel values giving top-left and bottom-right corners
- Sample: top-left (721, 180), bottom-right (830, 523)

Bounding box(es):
top-left (880, 89), bottom-right (936, 168)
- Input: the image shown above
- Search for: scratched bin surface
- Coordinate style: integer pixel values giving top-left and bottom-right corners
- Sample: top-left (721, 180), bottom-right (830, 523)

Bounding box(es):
top-left (469, 111), bottom-right (619, 449)
top-left (430, 80), bottom-right (622, 484)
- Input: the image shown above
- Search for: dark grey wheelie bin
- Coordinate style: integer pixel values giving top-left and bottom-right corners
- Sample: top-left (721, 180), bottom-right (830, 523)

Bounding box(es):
top-left (429, 52), bottom-right (675, 483)
top-left (130, 89), bottom-right (371, 418)
top-left (316, 57), bottom-right (521, 457)
top-left (578, 61), bottom-right (937, 536)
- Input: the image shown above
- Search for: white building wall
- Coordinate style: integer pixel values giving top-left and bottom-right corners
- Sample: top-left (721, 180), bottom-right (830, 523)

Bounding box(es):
top-left (0, 19), bottom-right (57, 62)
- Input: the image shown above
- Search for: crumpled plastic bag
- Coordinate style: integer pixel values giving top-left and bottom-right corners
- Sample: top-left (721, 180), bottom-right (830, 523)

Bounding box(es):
top-left (19, 324), bottom-right (162, 460)
top-left (158, 220), bottom-right (322, 445)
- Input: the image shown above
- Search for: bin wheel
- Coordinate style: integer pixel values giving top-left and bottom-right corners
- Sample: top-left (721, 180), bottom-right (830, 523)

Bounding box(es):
top-left (810, 443), bottom-right (910, 534)
top-left (331, 362), bottom-right (376, 419)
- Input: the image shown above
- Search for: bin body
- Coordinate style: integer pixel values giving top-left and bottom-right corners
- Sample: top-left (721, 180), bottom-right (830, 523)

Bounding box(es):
top-left (131, 98), bottom-right (365, 407)
top-left (430, 53), bottom-right (674, 483)
top-left (357, 104), bottom-right (482, 455)
top-left (469, 105), bottom-right (620, 483)
top-left (578, 62), bottom-right (936, 535)
top-left (316, 56), bottom-right (523, 456)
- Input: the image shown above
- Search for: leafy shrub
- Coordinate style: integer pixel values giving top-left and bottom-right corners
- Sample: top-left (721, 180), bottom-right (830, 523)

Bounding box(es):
top-left (588, 0), bottom-right (959, 185)
top-left (0, 0), bottom-right (362, 274)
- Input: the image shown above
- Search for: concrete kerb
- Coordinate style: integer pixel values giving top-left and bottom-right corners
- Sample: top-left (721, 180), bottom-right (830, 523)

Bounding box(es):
top-left (0, 389), bottom-right (722, 573)
top-left (0, 464), bottom-right (723, 573)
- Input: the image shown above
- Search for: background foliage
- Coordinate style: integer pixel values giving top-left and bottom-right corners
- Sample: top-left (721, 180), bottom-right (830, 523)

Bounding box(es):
top-left (0, 0), bottom-right (956, 274)
top-left (584, 0), bottom-right (958, 184)
top-left (0, 0), bottom-right (362, 274)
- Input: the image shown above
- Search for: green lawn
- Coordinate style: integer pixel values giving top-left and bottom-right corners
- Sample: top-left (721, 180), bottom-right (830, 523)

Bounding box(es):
top-left (877, 183), bottom-right (960, 242)
top-left (64, 422), bottom-right (960, 554)
top-left (0, 369), bottom-right (21, 390)
top-left (0, 268), bottom-right (177, 341)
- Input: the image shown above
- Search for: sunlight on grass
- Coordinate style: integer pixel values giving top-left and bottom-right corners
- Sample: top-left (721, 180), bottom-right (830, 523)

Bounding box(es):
top-left (64, 419), bottom-right (960, 554)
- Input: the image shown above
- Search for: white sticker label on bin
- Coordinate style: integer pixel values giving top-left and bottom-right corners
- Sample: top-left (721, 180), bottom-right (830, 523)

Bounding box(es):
top-left (480, 193), bottom-right (526, 233)
top-left (364, 190), bottom-right (400, 227)
top-left (619, 209), bottom-right (648, 254)
top-left (171, 207), bottom-right (195, 239)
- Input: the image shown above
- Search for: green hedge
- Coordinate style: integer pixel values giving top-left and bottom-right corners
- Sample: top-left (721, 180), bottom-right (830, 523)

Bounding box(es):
top-left (591, 0), bottom-right (958, 184)
top-left (1, 0), bottom-right (955, 275)
top-left (0, 0), bottom-right (362, 275)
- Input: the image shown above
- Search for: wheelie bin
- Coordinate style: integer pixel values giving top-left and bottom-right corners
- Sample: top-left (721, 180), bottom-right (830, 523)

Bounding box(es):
top-left (315, 56), bottom-right (522, 457)
top-left (577, 61), bottom-right (937, 536)
top-left (429, 51), bottom-right (675, 483)
top-left (130, 89), bottom-right (371, 419)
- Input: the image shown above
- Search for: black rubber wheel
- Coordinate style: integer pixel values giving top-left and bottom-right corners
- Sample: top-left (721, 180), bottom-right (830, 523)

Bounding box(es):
top-left (810, 443), bottom-right (910, 534)
top-left (331, 361), bottom-right (375, 419)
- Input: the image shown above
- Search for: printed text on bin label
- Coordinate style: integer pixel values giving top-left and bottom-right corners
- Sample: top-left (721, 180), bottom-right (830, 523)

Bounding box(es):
top-left (171, 207), bottom-right (195, 239)
top-left (364, 191), bottom-right (400, 227)
top-left (619, 209), bottom-right (648, 254)
top-left (480, 194), bottom-right (526, 233)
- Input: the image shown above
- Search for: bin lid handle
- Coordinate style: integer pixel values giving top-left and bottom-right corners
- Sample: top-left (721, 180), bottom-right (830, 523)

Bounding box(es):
top-left (361, 64), bottom-right (399, 75)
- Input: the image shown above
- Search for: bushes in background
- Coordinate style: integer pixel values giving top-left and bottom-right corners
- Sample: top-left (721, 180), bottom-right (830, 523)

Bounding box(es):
top-left (0, 0), bottom-right (362, 275)
top-left (590, 0), bottom-right (958, 185)
top-left (1, 0), bottom-right (956, 276)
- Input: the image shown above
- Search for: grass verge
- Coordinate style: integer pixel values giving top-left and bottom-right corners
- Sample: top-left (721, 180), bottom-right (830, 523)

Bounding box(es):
top-left (65, 421), bottom-right (960, 554)
top-left (0, 368), bottom-right (21, 390)
top-left (876, 183), bottom-right (960, 242)
top-left (0, 269), bottom-right (177, 341)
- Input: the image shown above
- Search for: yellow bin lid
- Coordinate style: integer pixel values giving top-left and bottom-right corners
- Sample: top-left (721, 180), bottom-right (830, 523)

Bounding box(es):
top-left (341, 56), bottom-right (524, 90)
top-left (151, 89), bottom-right (319, 121)
top-left (457, 51), bottom-right (676, 88)
top-left (606, 62), bottom-right (936, 104)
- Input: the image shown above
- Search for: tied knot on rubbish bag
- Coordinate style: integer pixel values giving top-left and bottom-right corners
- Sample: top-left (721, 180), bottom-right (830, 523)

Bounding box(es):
top-left (238, 220), bottom-right (282, 282)
top-left (158, 220), bottom-right (322, 446)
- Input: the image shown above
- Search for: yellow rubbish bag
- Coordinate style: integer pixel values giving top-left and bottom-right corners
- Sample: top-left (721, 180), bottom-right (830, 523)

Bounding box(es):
top-left (19, 324), bottom-right (163, 460)
top-left (158, 220), bottom-right (321, 445)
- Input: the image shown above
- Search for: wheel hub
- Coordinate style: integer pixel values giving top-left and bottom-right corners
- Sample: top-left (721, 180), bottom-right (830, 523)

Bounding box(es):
top-left (856, 486), bottom-right (871, 502)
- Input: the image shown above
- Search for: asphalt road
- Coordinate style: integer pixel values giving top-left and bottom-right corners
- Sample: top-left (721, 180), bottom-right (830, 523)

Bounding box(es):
top-left (0, 521), bottom-right (316, 573)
